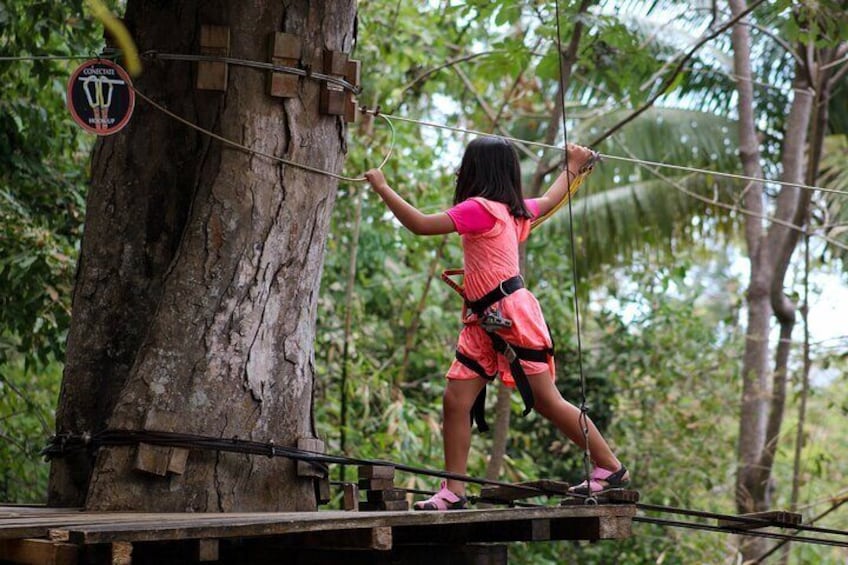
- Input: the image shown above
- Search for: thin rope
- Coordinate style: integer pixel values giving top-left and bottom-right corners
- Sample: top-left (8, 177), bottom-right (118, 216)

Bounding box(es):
top-left (371, 112), bottom-right (848, 197)
top-left (554, 0), bottom-right (594, 501)
top-left (132, 87), bottom-right (393, 183)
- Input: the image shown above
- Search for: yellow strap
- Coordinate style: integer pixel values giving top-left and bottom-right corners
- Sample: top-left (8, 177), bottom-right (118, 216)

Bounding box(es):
top-left (530, 167), bottom-right (593, 231)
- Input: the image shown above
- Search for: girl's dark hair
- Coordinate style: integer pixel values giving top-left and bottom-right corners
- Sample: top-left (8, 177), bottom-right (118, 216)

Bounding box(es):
top-left (453, 137), bottom-right (531, 218)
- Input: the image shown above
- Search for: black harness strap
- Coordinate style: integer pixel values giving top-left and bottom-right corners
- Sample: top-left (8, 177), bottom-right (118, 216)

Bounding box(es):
top-left (465, 275), bottom-right (525, 315)
top-left (453, 275), bottom-right (554, 431)
top-left (455, 350), bottom-right (494, 432)
top-left (488, 333), bottom-right (535, 417)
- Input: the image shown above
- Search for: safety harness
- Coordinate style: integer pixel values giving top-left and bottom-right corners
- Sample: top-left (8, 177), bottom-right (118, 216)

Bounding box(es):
top-left (442, 270), bottom-right (554, 432)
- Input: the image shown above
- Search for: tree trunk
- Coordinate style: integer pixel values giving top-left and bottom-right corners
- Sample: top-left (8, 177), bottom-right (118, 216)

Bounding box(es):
top-left (728, 0), bottom-right (770, 522)
top-left (727, 2), bottom-right (843, 561)
top-left (49, 0), bottom-right (356, 512)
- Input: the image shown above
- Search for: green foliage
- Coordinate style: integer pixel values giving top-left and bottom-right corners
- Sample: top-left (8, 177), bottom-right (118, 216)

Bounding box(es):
top-left (0, 0), bottom-right (103, 501)
top-left (0, 361), bottom-right (61, 502)
top-left (0, 0), bottom-right (101, 366)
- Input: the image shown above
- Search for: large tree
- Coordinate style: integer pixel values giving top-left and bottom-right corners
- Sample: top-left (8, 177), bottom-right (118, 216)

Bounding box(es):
top-left (48, 0), bottom-right (357, 512)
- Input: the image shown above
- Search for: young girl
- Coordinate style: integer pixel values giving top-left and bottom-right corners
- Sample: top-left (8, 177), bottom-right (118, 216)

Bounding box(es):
top-left (364, 137), bottom-right (629, 510)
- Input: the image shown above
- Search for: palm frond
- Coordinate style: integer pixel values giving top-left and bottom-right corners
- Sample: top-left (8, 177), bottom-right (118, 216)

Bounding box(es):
top-left (530, 106), bottom-right (743, 273)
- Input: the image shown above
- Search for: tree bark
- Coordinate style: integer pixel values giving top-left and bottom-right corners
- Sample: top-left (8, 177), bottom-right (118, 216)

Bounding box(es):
top-left (49, 0), bottom-right (357, 512)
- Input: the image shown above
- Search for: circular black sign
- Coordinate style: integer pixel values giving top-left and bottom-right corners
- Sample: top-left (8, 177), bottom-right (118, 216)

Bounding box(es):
top-left (67, 59), bottom-right (135, 135)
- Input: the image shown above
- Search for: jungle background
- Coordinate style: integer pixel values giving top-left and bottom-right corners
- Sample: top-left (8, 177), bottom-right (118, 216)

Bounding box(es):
top-left (1, 0), bottom-right (846, 563)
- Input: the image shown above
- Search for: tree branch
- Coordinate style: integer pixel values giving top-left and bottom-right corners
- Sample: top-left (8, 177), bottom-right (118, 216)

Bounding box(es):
top-left (399, 51), bottom-right (501, 95)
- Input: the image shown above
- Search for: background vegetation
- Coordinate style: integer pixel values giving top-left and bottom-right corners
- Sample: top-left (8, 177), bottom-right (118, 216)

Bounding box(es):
top-left (2, 1), bottom-right (846, 563)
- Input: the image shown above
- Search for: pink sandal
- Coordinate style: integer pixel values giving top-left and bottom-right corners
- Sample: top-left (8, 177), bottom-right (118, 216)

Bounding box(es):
top-left (568, 465), bottom-right (630, 495)
top-left (413, 481), bottom-right (468, 511)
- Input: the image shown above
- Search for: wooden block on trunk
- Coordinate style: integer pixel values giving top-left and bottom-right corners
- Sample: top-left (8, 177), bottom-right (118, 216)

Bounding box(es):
top-left (268, 32), bottom-right (301, 98)
top-left (167, 447), bottom-right (189, 475)
top-left (197, 25), bottom-right (230, 91)
top-left (345, 59), bottom-right (361, 87)
top-left (297, 437), bottom-right (325, 478)
top-left (358, 478), bottom-right (394, 491)
top-left (320, 85), bottom-right (346, 115)
top-left (134, 442), bottom-right (170, 476)
top-left (357, 465), bottom-right (395, 480)
top-left (323, 49), bottom-right (349, 76)
top-left (344, 94), bottom-right (359, 123)
top-left (360, 499), bottom-right (408, 512)
top-left (366, 488), bottom-right (406, 503)
top-left (343, 483), bottom-right (359, 511)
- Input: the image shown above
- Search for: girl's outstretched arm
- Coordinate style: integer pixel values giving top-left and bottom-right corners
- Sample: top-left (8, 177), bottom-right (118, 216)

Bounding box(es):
top-left (534, 143), bottom-right (595, 218)
top-left (365, 169), bottom-right (455, 235)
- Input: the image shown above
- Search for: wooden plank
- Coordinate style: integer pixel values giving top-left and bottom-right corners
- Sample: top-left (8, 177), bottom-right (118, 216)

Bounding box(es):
top-left (357, 465), bottom-right (395, 480)
top-left (0, 506), bottom-right (83, 518)
top-left (365, 489), bottom-right (406, 503)
top-left (57, 505), bottom-right (635, 544)
top-left (359, 500), bottom-right (408, 512)
top-left (1, 512), bottom-right (229, 539)
top-left (2, 509), bottom-right (404, 540)
top-left (358, 478), bottom-right (393, 491)
top-left (0, 538), bottom-right (79, 565)
top-left (717, 510), bottom-right (803, 530)
top-left (480, 480), bottom-right (570, 503)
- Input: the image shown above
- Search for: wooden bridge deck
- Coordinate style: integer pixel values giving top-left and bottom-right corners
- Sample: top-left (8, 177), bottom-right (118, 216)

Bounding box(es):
top-left (0, 502), bottom-right (636, 564)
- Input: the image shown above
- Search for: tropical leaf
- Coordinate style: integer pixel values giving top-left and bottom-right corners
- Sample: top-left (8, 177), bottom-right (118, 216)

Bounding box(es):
top-left (535, 106), bottom-right (742, 272)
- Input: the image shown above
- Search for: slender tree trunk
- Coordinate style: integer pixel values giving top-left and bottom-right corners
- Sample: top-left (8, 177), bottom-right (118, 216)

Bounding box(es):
top-left (49, 0), bottom-right (357, 512)
top-left (728, 1), bottom-right (770, 523)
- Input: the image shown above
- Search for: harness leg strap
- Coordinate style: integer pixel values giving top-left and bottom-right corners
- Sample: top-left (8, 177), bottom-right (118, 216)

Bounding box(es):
top-left (455, 350), bottom-right (494, 432)
top-left (489, 334), bottom-right (535, 416)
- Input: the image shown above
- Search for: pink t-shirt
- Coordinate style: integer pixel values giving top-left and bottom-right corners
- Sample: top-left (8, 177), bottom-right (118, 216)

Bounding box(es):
top-left (447, 198), bottom-right (540, 234)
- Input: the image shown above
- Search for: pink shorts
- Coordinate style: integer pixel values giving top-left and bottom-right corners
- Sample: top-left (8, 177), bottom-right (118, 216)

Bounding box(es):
top-left (446, 289), bottom-right (555, 387)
